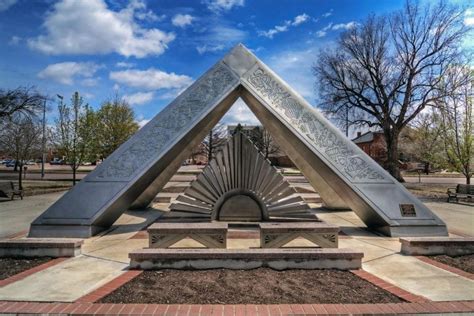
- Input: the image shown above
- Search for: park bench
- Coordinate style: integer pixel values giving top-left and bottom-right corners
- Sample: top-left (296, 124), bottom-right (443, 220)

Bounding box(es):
top-left (447, 184), bottom-right (473, 203)
top-left (147, 222), bottom-right (228, 249)
top-left (0, 181), bottom-right (23, 200)
top-left (259, 222), bottom-right (339, 248)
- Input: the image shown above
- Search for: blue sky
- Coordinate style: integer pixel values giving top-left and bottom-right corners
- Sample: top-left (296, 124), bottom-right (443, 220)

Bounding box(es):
top-left (0, 0), bottom-right (472, 127)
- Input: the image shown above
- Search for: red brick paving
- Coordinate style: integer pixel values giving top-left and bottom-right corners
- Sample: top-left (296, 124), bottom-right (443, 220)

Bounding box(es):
top-left (0, 301), bottom-right (472, 314)
top-left (416, 255), bottom-right (474, 280)
top-left (350, 269), bottom-right (431, 303)
top-left (0, 257), bottom-right (67, 287)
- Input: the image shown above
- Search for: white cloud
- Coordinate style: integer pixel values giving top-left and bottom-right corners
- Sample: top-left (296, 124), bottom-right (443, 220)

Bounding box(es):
top-left (268, 48), bottom-right (317, 99)
top-left (197, 44), bottom-right (225, 54)
top-left (322, 9), bottom-right (333, 18)
top-left (315, 22), bottom-right (356, 38)
top-left (81, 78), bottom-right (100, 87)
top-left (332, 21), bottom-right (358, 30)
top-left (124, 91), bottom-right (154, 105)
top-left (205, 0), bottom-right (244, 13)
top-left (465, 8), bottom-right (474, 26)
top-left (316, 23), bottom-right (333, 38)
top-left (38, 62), bottom-right (101, 85)
top-left (196, 25), bottom-right (246, 54)
top-left (8, 35), bottom-right (21, 45)
top-left (221, 98), bottom-right (259, 125)
top-left (172, 14), bottom-right (194, 28)
top-left (109, 68), bottom-right (193, 90)
top-left (292, 13), bottom-right (310, 26)
top-left (115, 61), bottom-right (135, 68)
top-left (0, 0), bottom-right (16, 12)
top-left (258, 13), bottom-right (310, 39)
top-left (28, 0), bottom-right (175, 58)
top-left (137, 118), bottom-right (150, 128)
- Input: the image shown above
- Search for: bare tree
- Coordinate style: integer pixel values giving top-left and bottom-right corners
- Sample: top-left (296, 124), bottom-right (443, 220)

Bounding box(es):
top-left (202, 123), bottom-right (228, 163)
top-left (250, 127), bottom-right (280, 160)
top-left (314, 0), bottom-right (469, 181)
top-left (53, 92), bottom-right (94, 185)
top-left (0, 87), bottom-right (45, 120)
top-left (437, 68), bottom-right (473, 184)
top-left (0, 116), bottom-right (41, 189)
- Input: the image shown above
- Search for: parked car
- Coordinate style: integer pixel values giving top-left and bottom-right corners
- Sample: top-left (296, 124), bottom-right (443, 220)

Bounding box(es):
top-left (50, 159), bottom-right (64, 165)
top-left (5, 160), bottom-right (16, 167)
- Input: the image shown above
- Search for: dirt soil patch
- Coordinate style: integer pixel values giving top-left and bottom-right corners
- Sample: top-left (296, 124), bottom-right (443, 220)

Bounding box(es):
top-left (429, 254), bottom-right (474, 274)
top-left (0, 257), bottom-right (51, 280)
top-left (100, 269), bottom-right (404, 304)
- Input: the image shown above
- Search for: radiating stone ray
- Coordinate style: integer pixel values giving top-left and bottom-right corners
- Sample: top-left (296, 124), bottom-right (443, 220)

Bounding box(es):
top-left (169, 130), bottom-right (316, 222)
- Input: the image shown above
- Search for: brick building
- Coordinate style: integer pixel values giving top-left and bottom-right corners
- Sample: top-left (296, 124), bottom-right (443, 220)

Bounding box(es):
top-left (352, 131), bottom-right (387, 165)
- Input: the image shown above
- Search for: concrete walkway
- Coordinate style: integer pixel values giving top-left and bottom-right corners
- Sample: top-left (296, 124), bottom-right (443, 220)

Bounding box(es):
top-left (0, 191), bottom-right (65, 238)
top-left (0, 208), bottom-right (163, 302)
top-left (314, 207), bottom-right (474, 302)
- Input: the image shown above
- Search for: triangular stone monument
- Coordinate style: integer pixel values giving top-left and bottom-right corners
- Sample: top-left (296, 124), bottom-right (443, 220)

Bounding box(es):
top-left (29, 44), bottom-right (448, 238)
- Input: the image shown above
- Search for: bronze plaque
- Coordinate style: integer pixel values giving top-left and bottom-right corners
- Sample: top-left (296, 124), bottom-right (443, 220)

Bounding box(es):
top-left (400, 204), bottom-right (416, 217)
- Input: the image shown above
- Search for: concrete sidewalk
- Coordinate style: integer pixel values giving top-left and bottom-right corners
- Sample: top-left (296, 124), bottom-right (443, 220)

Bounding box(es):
top-left (314, 208), bottom-right (474, 302)
top-left (0, 191), bottom-right (65, 239)
top-left (0, 208), bottom-right (163, 302)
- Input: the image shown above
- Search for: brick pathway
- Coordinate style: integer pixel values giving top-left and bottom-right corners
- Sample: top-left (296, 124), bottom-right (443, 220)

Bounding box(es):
top-left (0, 300), bottom-right (473, 314)
top-left (2, 260), bottom-right (474, 314)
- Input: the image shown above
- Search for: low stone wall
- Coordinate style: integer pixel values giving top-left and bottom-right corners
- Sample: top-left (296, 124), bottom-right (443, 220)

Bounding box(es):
top-left (400, 237), bottom-right (474, 256)
top-left (129, 248), bottom-right (363, 270)
top-left (0, 238), bottom-right (83, 257)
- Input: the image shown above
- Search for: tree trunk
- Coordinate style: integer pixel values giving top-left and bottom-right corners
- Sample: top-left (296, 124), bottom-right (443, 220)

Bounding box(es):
top-left (467, 176), bottom-right (471, 185)
top-left (18, 163), bottom-right (23, 190)
top-left (73, 166), bottom-right (76, 186)
top-left (208, 130), bottom-right (213, 163)
top-left (384, 128), bottom-right (404, 182)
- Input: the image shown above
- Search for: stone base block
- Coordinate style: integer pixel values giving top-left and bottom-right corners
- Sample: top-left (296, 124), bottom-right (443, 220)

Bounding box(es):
top-left (0, 238), bottom-right (83, 257)
top-left (148, 223), bottom-right (227, 248)
top-left (259, 222), bottom-right (339, 248)
top-left (400, 237), bottom-right (474, 256)
top-left (29, 224), bottom-right (106, 238)
top-left (129, 248), bottom-right (363, 270)
top-left (376, 225), bottom-right (449, 237)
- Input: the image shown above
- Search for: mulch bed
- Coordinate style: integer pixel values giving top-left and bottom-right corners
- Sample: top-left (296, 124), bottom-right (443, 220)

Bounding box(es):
top-left (429, 254), bottom-right (474, 274)
top-left (99, 269), bottom-right (404, 304)
top-left (0, 257), bottom-right (52, 280)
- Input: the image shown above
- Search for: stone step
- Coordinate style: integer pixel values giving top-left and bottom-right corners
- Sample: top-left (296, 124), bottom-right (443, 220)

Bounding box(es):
top-left (129, 248), bottom-right (363, 270)
top-left (0, 238), bottom-right (83, 257)
top-left (154, 193), bottom-right (179, 203)
top-left (400, 237), bottom-right (474, 256)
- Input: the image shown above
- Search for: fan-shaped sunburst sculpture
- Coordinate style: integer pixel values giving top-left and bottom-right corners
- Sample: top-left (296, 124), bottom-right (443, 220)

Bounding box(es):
top-left (169, 130), bottom-right (317, 222)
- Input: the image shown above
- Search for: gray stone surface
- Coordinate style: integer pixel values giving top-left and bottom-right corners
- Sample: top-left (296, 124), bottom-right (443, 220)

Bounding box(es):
top-left (0, 238), bottom-right (83, 257)
top-left (29, 44), bottom-right (447, 237)
top-left (400, 237), bottom-right (474, 256)
top-left (259, 222), bottom-right (339, 248)
top-left (148, 222), bottom-right (227, 248)
top-left (129, 248), bottom-right (363, 270)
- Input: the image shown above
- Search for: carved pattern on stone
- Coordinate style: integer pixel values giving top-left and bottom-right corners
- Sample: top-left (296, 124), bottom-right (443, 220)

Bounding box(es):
top-left (207, 234), bottom-right (225, 245)
top-left (263, 234), bottom-right (279, 245)
top-left (150, 234), bottom-right (167, 246)
top-left (322, 234), bottom-right (337, 243)
top-left (93, 64), bottom-right (237, 181)
top-left (246, 67), bottom-right (385, 182)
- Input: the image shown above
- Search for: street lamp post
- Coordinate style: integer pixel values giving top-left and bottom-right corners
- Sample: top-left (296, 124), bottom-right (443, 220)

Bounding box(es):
top-left (41, 98), bottom-right (46, 179)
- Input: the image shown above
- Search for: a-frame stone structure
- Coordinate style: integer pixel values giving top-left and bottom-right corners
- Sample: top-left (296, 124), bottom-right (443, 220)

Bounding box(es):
top-left (29, 44), bottom-right (448, 238)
